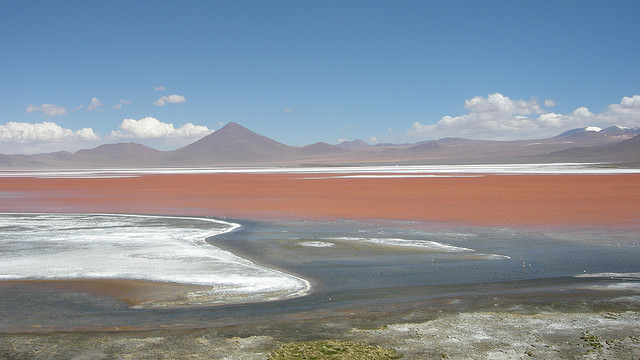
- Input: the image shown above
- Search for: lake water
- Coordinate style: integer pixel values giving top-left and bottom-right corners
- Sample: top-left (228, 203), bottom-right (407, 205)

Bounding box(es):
top-left (1, 213), bottom-right (639, 332)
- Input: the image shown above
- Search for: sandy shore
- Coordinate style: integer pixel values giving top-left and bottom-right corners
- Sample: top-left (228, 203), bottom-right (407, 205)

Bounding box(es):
top-left (2, 311), bottom-right (639, 359)
top-left (1, 173), bottom-right (639, 228)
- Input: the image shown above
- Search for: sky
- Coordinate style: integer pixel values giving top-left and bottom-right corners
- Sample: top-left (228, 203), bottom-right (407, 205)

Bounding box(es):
top-left (1, 1), bottom-right (639, 154)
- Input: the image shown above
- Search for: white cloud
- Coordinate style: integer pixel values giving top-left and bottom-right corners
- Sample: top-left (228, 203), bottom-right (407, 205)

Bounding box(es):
top-left (154, 94), bottom-right (186, 106)
top-left (88, 97), bottom-right (103, 111)
top-left (113, 104), bottom-right (122, 110)
top-left (409, 93), bottom-right (640, 140)
top-left (110, 117), bottom-right (212, 140)
top-left (282, 108), bottom-right (293, 113)
top-left (0, 121), bottom-right (97, 144)
top-left (410, 93), bottom-right (546, 139)
top-left (572, 106), bottom-right (594, 118)
top-left (154, 85), bottom-right (166, 91)
top-left (0, 121), bottom-right (99, 154)
top-left (0, 117), bottom-right (214, 154)
top-left (464, 93), bottom-right (544, 115)
top-left (26, 104), bottom-right (67, 118)
top-left (76, 128), bottom-right (99, 140)
top-left (600, 95), bottom-right (640, 127)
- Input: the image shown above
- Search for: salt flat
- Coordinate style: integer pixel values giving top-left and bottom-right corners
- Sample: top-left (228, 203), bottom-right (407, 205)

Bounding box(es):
top-left (1, 162), bottom-right (640, 178)
top-left (0, 213), bottom-right (309, 307)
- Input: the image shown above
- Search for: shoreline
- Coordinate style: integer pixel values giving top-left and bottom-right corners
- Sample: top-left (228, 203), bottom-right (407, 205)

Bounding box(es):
top-left (0, 213), bottom-right (313, 309)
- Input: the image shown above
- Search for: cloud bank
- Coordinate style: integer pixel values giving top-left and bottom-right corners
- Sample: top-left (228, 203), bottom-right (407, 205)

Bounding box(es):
top-left (409, 93), bottom-right (640, 140)
top-left (110, 117), bottom-right (212, 140)
top-left (0, 121), bottom-right (97, 143)
top-left (0, 121), bottom-right (98, 154)
top-left (0, 117), bottom-right (212, 154)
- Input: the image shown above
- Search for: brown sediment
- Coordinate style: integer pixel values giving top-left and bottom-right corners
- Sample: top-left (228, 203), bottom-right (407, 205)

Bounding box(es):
top-left (0, 279), bottom-right (209, 308)
top-left (0, 173), bottom-right (638, 228)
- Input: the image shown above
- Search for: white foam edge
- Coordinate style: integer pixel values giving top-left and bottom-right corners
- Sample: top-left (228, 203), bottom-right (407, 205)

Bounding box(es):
top-left (298, 175), bottom-right (485, 179)
top-left (579, 283), bottom-right (640, 292)
top-left (324, 236), bottom-right (511, 259)
top-left (297, 241), bottom-right (336, 248)
top-left (575, 272), bottom-right (640, 280)
top-left (327, 236), bottom-right (474, 252)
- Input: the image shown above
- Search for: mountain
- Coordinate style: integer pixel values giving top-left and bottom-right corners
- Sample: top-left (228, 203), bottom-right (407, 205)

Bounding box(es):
top-left (407, 141), bottom-right (445, 153)
top-left (1, 122), bottom-right (639, 168)
top-left (555, 126), bottom-right (602, 137)
top-left (600, 125), bottom-right (640, 137)
top-left (541, 134), bottom-right (640, 162)
top-left (0, 153), bottom-right (67, 168)
top-left (301, 142), bottom-right (344, 155)
top-left (75, 143), bottom-right (162, 165)
top-left (555, 125), bottom-right (640, 141)
top-left (0, 143), bottom-right (162, 168)
top-left (540, 125), bottom-right (640, 152)
top-left (168, 122), bottom-right (298, 164)
top-left (336, 139), bottom-right (370, 149)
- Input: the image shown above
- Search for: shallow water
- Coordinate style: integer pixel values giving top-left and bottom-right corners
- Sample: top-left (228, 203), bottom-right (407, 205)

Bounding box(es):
top-left (212, 219), bottom-right (640, 293)
top-left (1, 214), bottom-right (639, 332)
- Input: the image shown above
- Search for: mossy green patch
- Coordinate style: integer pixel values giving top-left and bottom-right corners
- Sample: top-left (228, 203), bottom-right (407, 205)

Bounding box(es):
top-left (580, 331), bottom-right (603, 350)
top-left (267, 340), bottom-right (402, 359)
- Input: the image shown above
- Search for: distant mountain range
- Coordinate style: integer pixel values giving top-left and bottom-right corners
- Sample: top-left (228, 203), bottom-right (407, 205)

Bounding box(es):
top-left (1, 122), bottom-right (639, 168)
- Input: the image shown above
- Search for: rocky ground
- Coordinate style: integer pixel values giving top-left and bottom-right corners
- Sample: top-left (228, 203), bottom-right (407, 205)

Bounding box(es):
top-left (350, 311), bottom-right (640, 359)
top-left (1, 310), bottom-right (639, 359)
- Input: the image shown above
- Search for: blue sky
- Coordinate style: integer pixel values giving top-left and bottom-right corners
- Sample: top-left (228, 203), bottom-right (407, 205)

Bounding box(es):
top-left (1, 1), bottom-right (639, 153)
